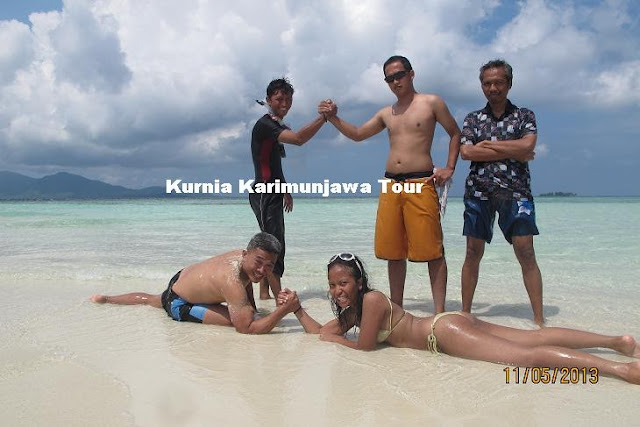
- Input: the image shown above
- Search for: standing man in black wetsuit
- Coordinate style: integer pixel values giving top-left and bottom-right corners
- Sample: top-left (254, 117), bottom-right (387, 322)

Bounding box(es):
top-left (250, 78), bottom-right (327, 299)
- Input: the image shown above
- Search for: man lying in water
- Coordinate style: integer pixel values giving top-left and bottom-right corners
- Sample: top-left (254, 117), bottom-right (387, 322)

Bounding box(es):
top-left (91, 232), bottom-right (300, 334)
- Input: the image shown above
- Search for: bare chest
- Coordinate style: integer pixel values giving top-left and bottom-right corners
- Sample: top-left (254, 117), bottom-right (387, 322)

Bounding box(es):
top-left (386, 105), bottom-right (436, 138)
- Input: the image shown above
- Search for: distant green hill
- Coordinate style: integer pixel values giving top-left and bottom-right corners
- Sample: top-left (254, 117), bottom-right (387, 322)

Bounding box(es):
top-left (0, 171), bottom-right (166, 200)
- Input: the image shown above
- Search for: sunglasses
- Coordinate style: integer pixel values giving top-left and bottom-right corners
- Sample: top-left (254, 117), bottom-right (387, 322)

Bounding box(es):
top-left (384, 70), bottom-right (409, 83)
top-left (328, 252), bottom-right (363, 276)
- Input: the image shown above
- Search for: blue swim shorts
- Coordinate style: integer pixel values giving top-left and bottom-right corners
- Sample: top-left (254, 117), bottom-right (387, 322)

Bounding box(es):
top-left (463, 197), bottom-right (539, 244)
top-left (160, 270), bottom-right (208, 323)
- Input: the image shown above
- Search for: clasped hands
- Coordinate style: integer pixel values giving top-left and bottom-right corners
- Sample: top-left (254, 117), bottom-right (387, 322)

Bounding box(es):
top-left (276, 288), bottom-right (301, 313)
top-left (318, 99), bottom-right (338, 120)
top-left (277, 288), bottom-right (340, 342)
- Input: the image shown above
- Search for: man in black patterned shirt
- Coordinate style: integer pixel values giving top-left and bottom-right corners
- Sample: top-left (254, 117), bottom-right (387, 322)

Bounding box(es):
top-left (459, 59), bottom-right (543, 325)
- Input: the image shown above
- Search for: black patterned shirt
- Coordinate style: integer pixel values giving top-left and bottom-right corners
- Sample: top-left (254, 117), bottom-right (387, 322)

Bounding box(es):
top-left (461, 100), bottom-right (537, 200)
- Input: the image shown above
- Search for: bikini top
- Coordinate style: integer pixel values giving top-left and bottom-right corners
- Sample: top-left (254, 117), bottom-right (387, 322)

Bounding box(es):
top-left (376, 292), bottom-right (406, 343)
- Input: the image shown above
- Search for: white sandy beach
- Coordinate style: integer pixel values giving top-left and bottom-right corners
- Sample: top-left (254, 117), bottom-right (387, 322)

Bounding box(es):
top-left (2, 198), bottom-right (640, 426)
top-left (1, 278), bottom-right (639, 427)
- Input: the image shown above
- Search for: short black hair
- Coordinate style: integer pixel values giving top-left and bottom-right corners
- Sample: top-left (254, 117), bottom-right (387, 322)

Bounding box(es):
top-left (383, 55), bottom-right (412, 75)
top-left (479, 59), bottom-right (513, 84)
top-left (247, 232), bottom-right (281, 255)
top-left (266, 78), bottom-right (294, 98)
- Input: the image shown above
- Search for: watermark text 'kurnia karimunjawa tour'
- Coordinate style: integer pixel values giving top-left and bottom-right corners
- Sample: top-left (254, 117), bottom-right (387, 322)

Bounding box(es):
top-left (165, 179), bottom-right (429, 197)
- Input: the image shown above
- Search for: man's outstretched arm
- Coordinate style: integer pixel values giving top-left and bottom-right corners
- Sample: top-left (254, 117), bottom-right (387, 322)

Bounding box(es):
top-left (278, 115), bottom-right (326, 146)
top-left (319, 100), bottom-right (386, 142)
top-left (228, 290), bottom-right (299, 334)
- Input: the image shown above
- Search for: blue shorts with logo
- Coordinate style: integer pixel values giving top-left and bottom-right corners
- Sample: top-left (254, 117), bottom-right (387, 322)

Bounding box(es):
top-left (160, 270), bottom-right (208, 323)
top-left (463, 196), bottom-right (539, 244)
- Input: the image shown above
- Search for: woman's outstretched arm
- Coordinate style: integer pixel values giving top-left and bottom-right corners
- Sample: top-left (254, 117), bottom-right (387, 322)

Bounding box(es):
top-left (278, 289), bottom-right (354, 335)
top-left (277, 289), bottom-right (323, 333)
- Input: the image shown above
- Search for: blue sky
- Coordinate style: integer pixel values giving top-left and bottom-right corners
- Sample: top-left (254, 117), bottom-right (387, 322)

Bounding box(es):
top-left (0, 1), bottom-right (60, 22)
top-left (0, 0), bottom-right (639, 196)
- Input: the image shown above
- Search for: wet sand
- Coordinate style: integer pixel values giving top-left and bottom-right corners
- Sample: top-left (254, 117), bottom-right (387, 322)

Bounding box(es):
top-left (1, 280), bottom-right (639, 426)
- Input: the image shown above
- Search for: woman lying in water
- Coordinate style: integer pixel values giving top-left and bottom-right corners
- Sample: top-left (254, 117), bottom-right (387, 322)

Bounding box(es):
top-left (278, 253), bottom-right (640, 384)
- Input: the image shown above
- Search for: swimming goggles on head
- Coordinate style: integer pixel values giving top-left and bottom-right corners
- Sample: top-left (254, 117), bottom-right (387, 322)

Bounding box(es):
top-left (328, 252), bottom-right (363, 276)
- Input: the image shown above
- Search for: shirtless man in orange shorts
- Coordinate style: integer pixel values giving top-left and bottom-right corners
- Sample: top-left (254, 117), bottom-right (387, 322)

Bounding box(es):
top-left (319, 55), bottom-right (461, 313)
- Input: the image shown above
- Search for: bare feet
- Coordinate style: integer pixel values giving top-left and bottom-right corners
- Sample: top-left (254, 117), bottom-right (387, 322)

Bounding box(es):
top-left (624, 361), bottom-right (640, 385)
top-left (616, 335), bottom-right (640, 358)
top-left (90, 295), bottom-right (107, 303)
top-left (259, 281), bottom-right (272, 300)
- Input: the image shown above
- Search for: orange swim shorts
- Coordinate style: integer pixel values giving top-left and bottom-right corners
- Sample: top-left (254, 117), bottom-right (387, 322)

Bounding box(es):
top-left (374, 178), bottom-right (443, 261)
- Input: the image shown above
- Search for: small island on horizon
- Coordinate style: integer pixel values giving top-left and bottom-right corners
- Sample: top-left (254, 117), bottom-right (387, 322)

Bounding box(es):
top-left (538, 191), bottom-right (577, 197)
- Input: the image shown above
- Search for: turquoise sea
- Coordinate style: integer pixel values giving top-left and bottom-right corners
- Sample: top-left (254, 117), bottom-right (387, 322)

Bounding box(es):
top-left (1, 197), bottom-right (639, 426)
top-left (2, 197), bottom-right (639, 315)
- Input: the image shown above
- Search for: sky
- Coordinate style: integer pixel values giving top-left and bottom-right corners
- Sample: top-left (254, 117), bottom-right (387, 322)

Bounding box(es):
top-left (0, 0), bottom-right (638, 196)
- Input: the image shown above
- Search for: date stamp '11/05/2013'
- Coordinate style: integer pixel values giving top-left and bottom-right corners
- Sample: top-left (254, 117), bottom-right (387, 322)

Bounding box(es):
top-left (504, 367), bottom-right (599, 384)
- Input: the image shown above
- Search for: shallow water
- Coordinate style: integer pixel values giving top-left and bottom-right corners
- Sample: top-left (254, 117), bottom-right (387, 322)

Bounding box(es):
top-left (1, 197), bottom-right (639, 425)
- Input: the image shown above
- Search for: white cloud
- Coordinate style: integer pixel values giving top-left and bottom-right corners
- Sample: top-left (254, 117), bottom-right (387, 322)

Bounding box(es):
top-left (588, 60), bottom-right (640, 106)
top-left (0, 0), bottom-right (638, 188)
top-left (0, 20), bottom-right (34, 84)
top-left (536, 143), bottom-right (549, 157)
